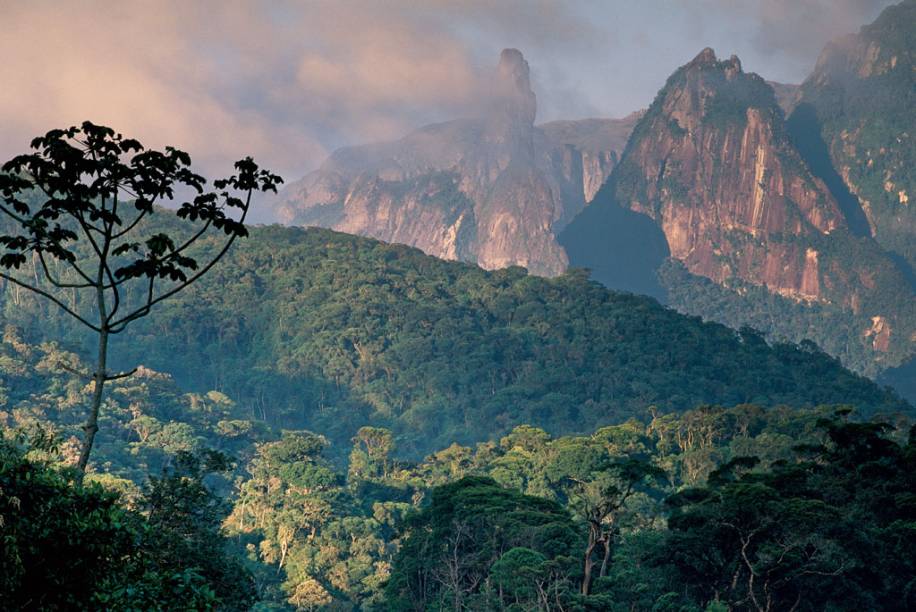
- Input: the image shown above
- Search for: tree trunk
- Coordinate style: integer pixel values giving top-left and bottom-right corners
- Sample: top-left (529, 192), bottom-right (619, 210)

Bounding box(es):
top-left (599, 536), bottom-right (612, 578)
top-left (581, 539), bottom-right (597, 595)
top-left (76, 327), bottom-right (108, 482)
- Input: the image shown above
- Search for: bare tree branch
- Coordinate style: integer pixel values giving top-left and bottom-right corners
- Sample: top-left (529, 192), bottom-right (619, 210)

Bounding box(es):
top-left (104, 367), bottom-right (138, 382)
top-left (37, 251), bottom-right (94, 289)
top-left (0, 271), bottom-right (100, 332)
top-left (108, 191), bottom-right (252, 332)
top-left (57, 361), bottom-right (93, 380)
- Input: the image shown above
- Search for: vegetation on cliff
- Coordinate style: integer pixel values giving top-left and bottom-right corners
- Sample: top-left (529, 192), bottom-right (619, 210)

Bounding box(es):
top-left (793, 0), bottom-right (916, 270)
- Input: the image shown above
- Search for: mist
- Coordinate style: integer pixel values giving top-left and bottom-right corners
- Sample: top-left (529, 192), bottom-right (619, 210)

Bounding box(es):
top-left (0, 0), bottom-right (895, 182)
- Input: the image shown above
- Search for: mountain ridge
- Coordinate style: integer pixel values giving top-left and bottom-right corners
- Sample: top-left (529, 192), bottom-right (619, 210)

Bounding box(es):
top-left (564, 44), bottom-right (914, 378)
top-left (270, 4), bottom-right (914, 383)
top-left (2, 223), bottom-right (908, 457)
top-left (272, 49), bottom-right (633, 276)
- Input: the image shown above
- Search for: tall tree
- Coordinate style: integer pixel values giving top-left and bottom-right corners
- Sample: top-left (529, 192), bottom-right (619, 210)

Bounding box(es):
top-left (0, 121), bottom-right (281, 480)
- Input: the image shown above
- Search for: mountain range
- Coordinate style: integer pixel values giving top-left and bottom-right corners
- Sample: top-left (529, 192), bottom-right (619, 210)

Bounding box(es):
top-left (272, 1), bottom-right (915, 387)
top-left (274, 49), bottom-right (635, 277)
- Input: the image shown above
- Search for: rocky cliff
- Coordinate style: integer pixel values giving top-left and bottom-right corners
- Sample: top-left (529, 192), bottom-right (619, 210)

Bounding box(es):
top-left (273, 50), bottom-right (634, 275)
top-left (562, 47), bottom-right (914, 375)
top-left (594, 49), bottom-right (851, 301)
top-left (272, 30), bottom-right (913, 381)
top-left (539, 112), bottom-right (642, 202)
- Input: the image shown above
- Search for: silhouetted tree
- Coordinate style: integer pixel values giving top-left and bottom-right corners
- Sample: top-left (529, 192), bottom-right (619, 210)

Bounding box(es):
top-left (0, 121), bottom-right (281, 481)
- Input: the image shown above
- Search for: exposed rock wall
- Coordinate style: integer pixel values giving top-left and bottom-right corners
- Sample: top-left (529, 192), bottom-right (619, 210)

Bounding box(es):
top-left (273, 50), bottom-right (634, 276)
top-left (563, 47), bottom-right (914, 374)
top-left (611, 49), bottom-right (845, 302)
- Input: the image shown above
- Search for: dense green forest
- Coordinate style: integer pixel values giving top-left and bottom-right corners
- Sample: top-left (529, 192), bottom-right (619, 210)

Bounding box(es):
top-left (4, 395), bottom-right (914, 609)
top-left (0, 327), bottom-right (269, 492)
top-left (2, 223), bottom-right (908, 459)
top-left (659, 260), bottom-right (916, 388)
top-left (1, 196), bottom-right (913, 610)
top-left (2, 309), bottom-right (914, 608)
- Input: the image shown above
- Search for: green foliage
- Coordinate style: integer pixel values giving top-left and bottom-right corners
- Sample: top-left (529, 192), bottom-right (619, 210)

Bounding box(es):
top-left (137, 450), bottom-right (257, 609)
top-left (659, 418), bottom-right (916, 610)
top-left (0, 434), bottom-right (133, 609)
top-left (225, 430), bottom-right (395, 609)
top-left (659, 258), bottom-right (916, 379)
top-left (219, 403), bottom-right (908, 610)
top-left (373, 411), bottom-right (916, 611)
top-left (3, 225), bottom-right (900, 460)
top-left (0, 435), bottom-right (250, 610)
top-left (7, 386), bottom-right (904, 610)
top-left (384, 476), bottom-right (581, 611)
top-left (0, 326), bottom-right (271, 486)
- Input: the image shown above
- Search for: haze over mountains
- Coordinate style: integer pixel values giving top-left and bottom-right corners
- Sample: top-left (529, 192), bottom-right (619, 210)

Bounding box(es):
top-left (272, 1), bottom-right (915, 389)
top-left (275, 49), bottom-right (635, 276)
top-left (2, 3), bottom-right (915, 608)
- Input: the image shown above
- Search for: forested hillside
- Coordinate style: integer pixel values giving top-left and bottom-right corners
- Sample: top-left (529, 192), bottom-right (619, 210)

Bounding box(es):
top-left (0, 327), bottom-right (269, 492)
top-left (3, 2), bottom-right (914, 609)
top-left (2, 223), bottom-right (909, 458)
top-left (4, 214), bottom-right (911, 610)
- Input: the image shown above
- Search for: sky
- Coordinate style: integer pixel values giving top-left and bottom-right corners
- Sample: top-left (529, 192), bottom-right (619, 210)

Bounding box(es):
top-left (0, 0), bottom-right (895, 185)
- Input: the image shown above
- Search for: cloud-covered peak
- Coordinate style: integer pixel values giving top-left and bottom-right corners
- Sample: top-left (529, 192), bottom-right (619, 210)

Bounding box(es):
top-left (495, 48), bottom-right (537, 125)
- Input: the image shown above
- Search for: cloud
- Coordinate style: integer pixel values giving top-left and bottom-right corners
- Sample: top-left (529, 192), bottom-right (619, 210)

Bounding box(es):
top-left (0, 0), bottom-right (594, 182)
top-left (703, 0), bottom-right (893, 75)
top-left (0, 0), bottom-right (898, 190)
top-left (0, 1), bottom-right (326, 181)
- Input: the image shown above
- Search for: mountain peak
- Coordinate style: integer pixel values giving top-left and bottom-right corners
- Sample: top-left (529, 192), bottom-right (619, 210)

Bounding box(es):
top-left (691, 47), bottom-right (718, 65)
top-left (686, 47), bottom-right (743, 78)
top-left (495, 48), bottom-right (536, 125)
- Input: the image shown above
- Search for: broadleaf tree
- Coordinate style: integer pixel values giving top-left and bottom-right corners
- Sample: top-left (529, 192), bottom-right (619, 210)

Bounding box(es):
top-left (0, 121), bottom-right (282, 480)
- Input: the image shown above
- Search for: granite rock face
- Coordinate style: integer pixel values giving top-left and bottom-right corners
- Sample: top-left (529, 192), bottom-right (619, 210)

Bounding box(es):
top-left (273, 34), bottom-right (913, 378)
top-left (609, 49), bottom-right (846, 302)
top-left (273, 50), bottom-right (635, 276)
top-left (563, 47), bottom-right (914, 373)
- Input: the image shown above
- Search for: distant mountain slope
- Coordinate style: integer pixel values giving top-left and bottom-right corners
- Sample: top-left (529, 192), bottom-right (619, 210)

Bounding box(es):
top-left (3, 224), bottom-right (907, 457)
top-left (767, 81), bottom-right (800, 115)
top-left (561, 47), bottom-right (915, 378)
top-left (272, 50), bottom-right (633, 276)
top-left (791, 0), bottom-right (915, 272)
top-left (538, 111), bottom-right (642, 201)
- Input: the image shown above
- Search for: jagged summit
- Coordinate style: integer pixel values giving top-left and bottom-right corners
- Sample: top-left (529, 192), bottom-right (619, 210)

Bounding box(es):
top-left (684, 48), bottom-right (743, 80)
top-left (567, 45), bottom-right (849, 300)
top-left (564, 31), bottom-right (914, 377)
top-left (271, 49), bottom-right (632, 276)
top-left (494, 48), bottom-right (537, 125)
top-left (690, 47), bottom-right (718, 65)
